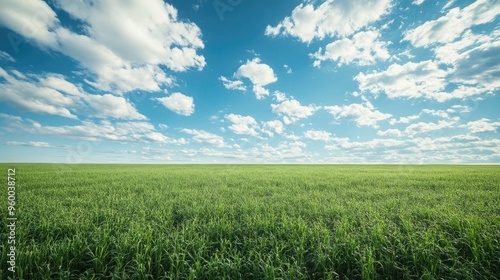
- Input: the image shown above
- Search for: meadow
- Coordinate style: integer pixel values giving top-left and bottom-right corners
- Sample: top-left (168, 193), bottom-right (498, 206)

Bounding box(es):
top-left (0, 164), bottom-right (499, 279)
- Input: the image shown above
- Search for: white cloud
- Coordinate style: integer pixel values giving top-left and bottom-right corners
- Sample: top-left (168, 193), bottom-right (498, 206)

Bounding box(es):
top-left (389, 115), bottom-right (420, 125)
top-left (445, 31), bottom-right (500, 91)
top-left (0, 68), bottom-right (76, 117)
top-left (0, 0), bottom-right (59, 47)
top-left (84, 93), bottom-right (146, 120)
top-left (324, 102), bottom-right (391, 128)
top-left (404, 120), bottom-right (457, 137)
top-left (252, 85), bottom-right (270, 99)
top-left (447, 105), bottom-right (471, 114)
top-left (325, 138), bottom-right (405, 150)
top-left (0, 113), bottom-right (23, 123)
top-left (54, 27), bottom-right (174, 93)
top-left (5, 116), bottom-right (184, 144)
top-left (225, 114), bottom-right (260, 137)
top-left (56, 0), bottom-right (205, 69)
top-left (408, 135), bottom-right (479, 152)
top-left (413, 0), bottom-right (425, 5)
top-left (262, 120), bottom-right (284, 137)
top-left (265, 0), bottom-right (392, 43)
top-left (157, 92), bottom-right (195, 116)
top-left (356, 60), bottom-right (452, 102)
top-left (284, 134), bottom-right (302, 141)
top-left (432, 30), bottom-right (500, 100)
top-left (304, 130), bottom-right (332, 141)
top-left (284, 64), bottom-right (292, 74)
top-left (252, 141), bottom-right (310, 162)
top-left (181, 129), bottom-right (226, 147)
top-left (273, 91), bottom-right (288, 102)
top-left (41, 74), bottom-right (146, 120)
top-left (0, 51), bottom-right (15, 62)
top-left (421, 109), bottom-right (451, 119)
top-left (359, 29), bottom-right (499, 103)
top-left (6, 141), bottom-right (53, 148)
top-left (271, 96), bottom-right (318, 124)
top-left (158, 124), bottom-right (169, 130)
top-left (10, 70), bottom-right (26, 79)
top-left (143, 132), bottom-right (173, 143)
top-left (404, 0), bottom-right (500, 47)
top-left (172, 147), bottom-right (249, 161)
top-left (377, 129), bottom-right (403, 137)
top-left (0, 68), bottom-right (146, 120)
top-left (434, 30), bottom-right (489, 65)
top-left (39, 75), bottom-right (82, 96)
top-left (0, 0), bottom-right (205, 94)
top-left (235, 58), bottom-right (277, 99)
top-left (395, 49), bottom-right (415, 61)
top-left (443, 0), bottom-right (455, 10)
top-left (462, 118), bottom-right (500, 133)
top-left (219, 76), bottom-right (247, 91)
top-left (401, 135), bottom-right (500, 163)
top-left (312, 30), bottom-right (390, 67)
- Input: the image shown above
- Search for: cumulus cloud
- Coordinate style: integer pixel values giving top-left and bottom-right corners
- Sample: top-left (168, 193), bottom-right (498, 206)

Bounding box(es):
top-left (421, 109), bottom-right (451, 119)
top-left (355, 60), bottom-right (452, 102)
top-left (271, 94), bottom-right (318, 124)
top-left (304, 130), bottom-right (333, 141)
top-left (54, 28), bottom-right (174, 93)
top-left (404, 120), bottom-right (457, 137)
top-left (157, 92), bottom-right (195, 116)
top-left (219, 76), bottom-right (247, 91)
top-left (311, 30), bottom-right (390, 67)
top-left (85, 94), bottom-right (146, 120)
top-left (444, 31), bottom-right (500, 92)
top-left (325, 138), bottom-right (405, 150)
top-left (389, 115), bottom-right (420, 125)
top-left (324, 102), bottom-right (391, 128)
top-left (181, 129), bottom-right (226, 147)
top-left (56, 0), bottom-right (205, 69)
top-left (430, 30), bottom-right (500, 100)
top-left (253, 141), bottom-right (309, 162)
top-left (225, 114), bottom-right (260, 137)
top-left (235, 58), bottom-right (277, 99)
top-left (404, 0), bottom-right (499, 47)
top-left (252, 85), bottom-right (270, 99)
top-left (0, 69), bottom-right (77, 119)
top-left (0, 68), bottom-right (146, 120)
top-left (265, 0), bottom-right (392, 43)
top-left (377, 129), bottom-right (403, 137)
top-left (407, 134), bottom-right (484, 154)
top-left (462, 118), bottom-right (500, 133)
top-left (273, 91), bottom-right (288, 102)
top-left (262, 120), bottom-right (284, 137)
top-left (4, 115), bottom-right (184, 144)
top-left (358, 29), bottom-right (499, 102)
top-left (0, 0), bottom-right (205, 93)
top-left (0, 0), bottom-right (59, 47)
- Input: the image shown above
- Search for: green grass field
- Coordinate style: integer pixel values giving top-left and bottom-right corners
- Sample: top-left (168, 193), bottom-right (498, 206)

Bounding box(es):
top-left (1, 164), bottom-right (499, 279)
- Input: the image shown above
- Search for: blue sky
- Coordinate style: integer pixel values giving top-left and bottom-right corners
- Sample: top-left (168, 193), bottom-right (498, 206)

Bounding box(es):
top-left (0, 0), bottom-right (498, 163)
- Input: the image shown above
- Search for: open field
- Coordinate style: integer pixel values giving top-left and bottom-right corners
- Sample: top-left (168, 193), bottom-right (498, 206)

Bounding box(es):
top-left (1, 164), bottom-right (499, 279)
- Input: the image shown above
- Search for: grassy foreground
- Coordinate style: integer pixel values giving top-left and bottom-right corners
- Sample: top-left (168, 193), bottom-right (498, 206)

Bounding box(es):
top-left (0, 164), bottom-right (499, 279)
